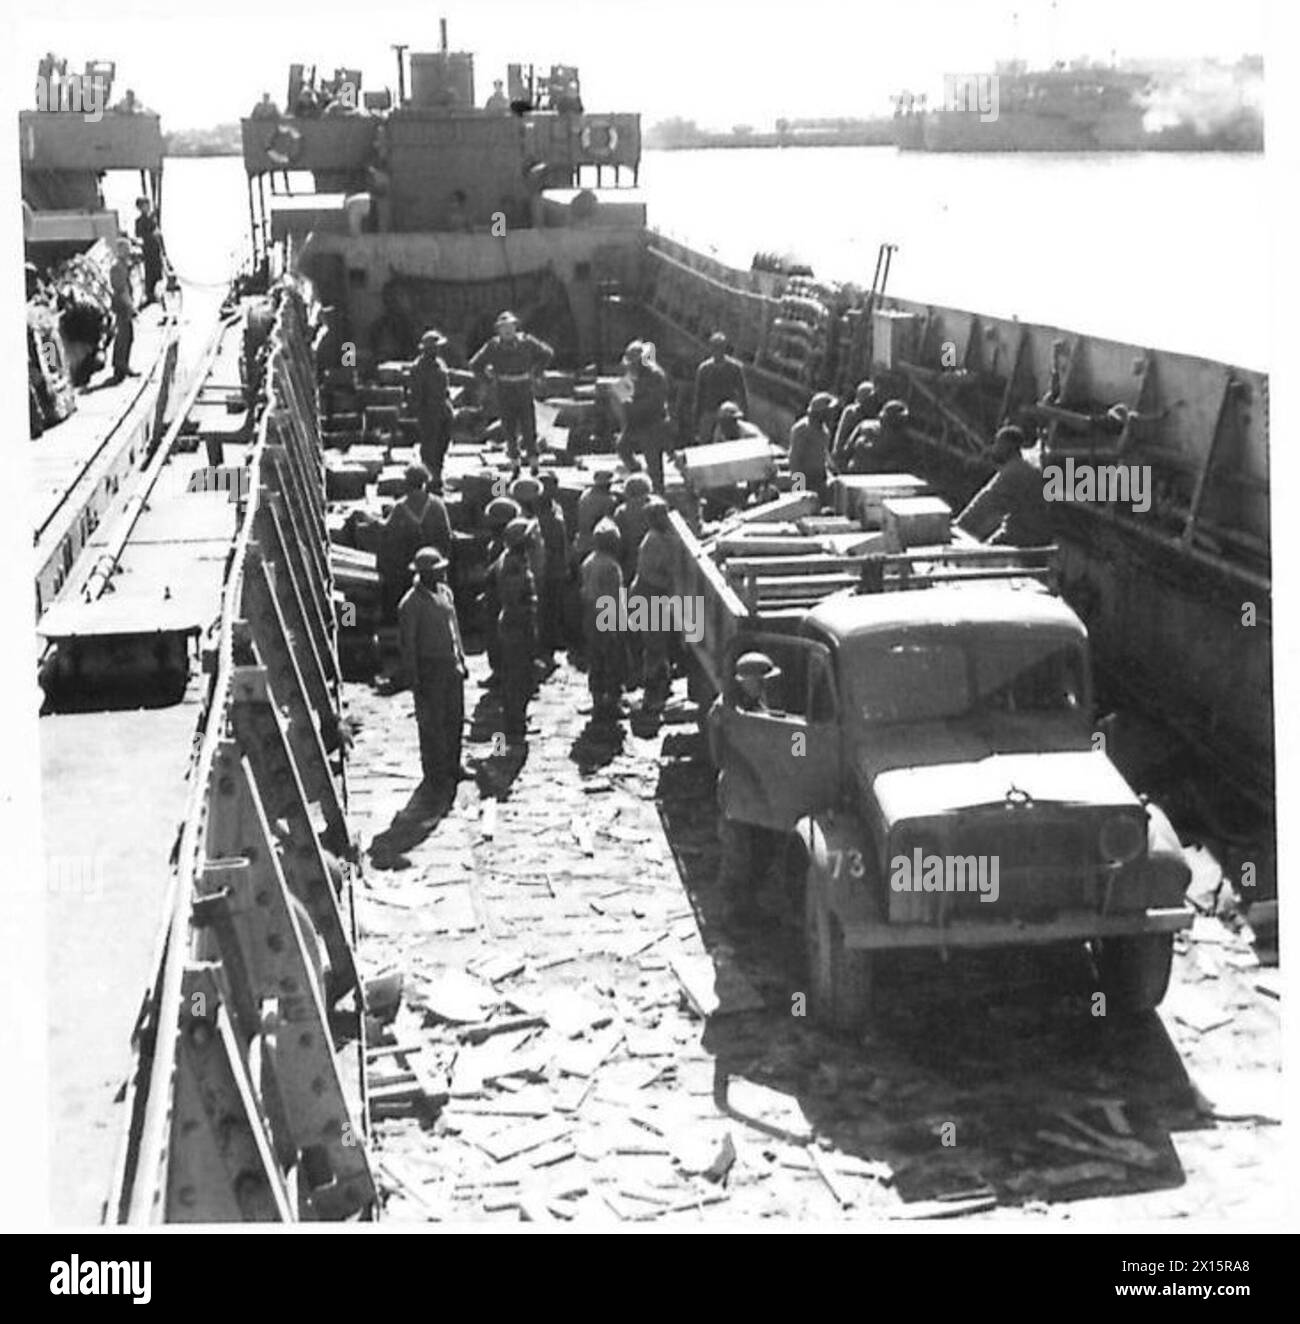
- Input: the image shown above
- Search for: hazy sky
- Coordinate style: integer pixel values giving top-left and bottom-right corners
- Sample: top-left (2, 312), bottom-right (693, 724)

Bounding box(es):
top-left (14, 0), bottom-right (1267, 130)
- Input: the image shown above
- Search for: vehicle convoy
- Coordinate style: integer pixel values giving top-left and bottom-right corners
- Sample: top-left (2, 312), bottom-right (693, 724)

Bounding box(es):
top-left (666, 480), bottom-right (1194, 1031)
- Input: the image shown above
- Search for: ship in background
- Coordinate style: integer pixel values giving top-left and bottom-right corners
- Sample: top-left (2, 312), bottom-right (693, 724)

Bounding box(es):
top-left (895, 56), bottom-right (1263, 152)
top-left (20, 57), bottom-right (192, 620)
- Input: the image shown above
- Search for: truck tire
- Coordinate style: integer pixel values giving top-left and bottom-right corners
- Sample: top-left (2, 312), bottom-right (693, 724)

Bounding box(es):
top-left (805, 871), bottom-right (874, 1035)
top-left (1093, 933), bottom-right (1174, 1014)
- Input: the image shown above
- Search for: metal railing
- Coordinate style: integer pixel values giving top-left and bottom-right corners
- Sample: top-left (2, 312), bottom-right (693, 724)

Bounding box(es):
top-left (109, 285), bottom-right (374, 1223)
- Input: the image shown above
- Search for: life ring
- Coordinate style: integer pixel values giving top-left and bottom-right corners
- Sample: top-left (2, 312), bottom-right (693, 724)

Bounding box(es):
top-left (266, 123), bottom-right (303, 168)
top-left (580, 122), bottom-right (619, 160)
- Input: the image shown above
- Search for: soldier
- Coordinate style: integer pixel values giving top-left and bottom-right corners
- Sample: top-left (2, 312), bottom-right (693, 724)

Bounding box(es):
top-left (535, 471), bottom-right (571, 666)
top-left (108, 238), bottom-right (137, 383)
top-left (479, 496), bottom-right (520, 692)
top-left (133, 198), bottom-right (166, 307)
top-left (839, 399), bottom-right (911, 474)
top-left (398, 547), bottom-right (470, 789)
top-left (508, 475), bottom-right (548, 593)
top-left (380, 463), bottom-right (453, 623)
top-left (832, 379), bottom-right (882, 464)
top-left (408, 329), bottom-right (454, 489)
top-left (708, 652), bottom-right (788, 921)
top-left (615, 341), bottom-right (672, 492)
top-left (614, 473), bottom-right (654, 581)
top-left (250, 92), bottom-right (280, 120)
top-left (468, 311), bottom-right (554, 467)
top-left (954, 425), bottom-right (1052, 547)
top-left (495, 519), bottom-right (539, 743)
top-left (693, 331), bottom-right (749, 445)
top-left (787, 391), bottom-right (837, 502)
top-left (575, 469), bottom-right (617, 556)
top-left (629, 497), bottom-right (676, 715)
top-left (713, 400), bottom-right (761, 442)
top-left (580, 519), bottom-right (626, 721)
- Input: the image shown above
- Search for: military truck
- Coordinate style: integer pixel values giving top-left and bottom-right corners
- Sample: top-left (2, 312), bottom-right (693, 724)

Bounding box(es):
top-left (665, 483), bottom-right (1193, 1031)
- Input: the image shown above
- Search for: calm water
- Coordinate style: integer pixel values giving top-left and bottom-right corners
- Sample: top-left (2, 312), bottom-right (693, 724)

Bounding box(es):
top-left (117, 148), bottom-right (1268, 369)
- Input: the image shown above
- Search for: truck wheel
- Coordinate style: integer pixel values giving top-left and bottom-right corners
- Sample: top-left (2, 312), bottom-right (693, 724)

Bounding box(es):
top-left (805, 872), bottom-right (874, 1035)
top-left (1094, 933), bottom-right (1174, 1014)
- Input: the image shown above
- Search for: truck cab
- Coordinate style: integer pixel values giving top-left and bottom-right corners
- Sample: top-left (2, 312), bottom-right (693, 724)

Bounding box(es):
top-left (710, 580), bottom-right (1193, 1032)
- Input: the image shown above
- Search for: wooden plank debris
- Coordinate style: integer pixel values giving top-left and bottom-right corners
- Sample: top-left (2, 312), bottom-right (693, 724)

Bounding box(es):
top-left (478, 1117), bottom-right (572, 1163)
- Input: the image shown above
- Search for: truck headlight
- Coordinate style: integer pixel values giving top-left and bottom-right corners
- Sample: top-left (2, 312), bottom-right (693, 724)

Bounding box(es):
top-left (1099, 813), bottom-right (1145, 865)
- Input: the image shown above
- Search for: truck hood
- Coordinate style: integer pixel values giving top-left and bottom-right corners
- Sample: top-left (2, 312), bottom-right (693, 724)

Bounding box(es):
top-left (865, 747), bottom-right (1140, 829)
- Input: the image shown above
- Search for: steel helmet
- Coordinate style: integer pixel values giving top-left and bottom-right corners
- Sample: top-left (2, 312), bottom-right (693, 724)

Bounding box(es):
top-left (734, 651), bottom-right (780, 681)
top-left (410, 546), bottom-right (449, 573)
top-left (510, 475), bottom-right (542, 504)
top-left (592, 519), bottom-right (621, 554)
top-left (485, 496), bottom-right (520, 528)
top-left (503, 518), bottom-right (531, 549)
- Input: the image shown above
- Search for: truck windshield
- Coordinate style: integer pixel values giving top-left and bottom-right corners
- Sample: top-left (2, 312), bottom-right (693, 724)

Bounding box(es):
top-left (848, 633), bottom-right (1088, 725)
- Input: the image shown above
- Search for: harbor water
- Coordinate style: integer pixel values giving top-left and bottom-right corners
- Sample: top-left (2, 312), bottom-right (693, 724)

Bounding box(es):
top-left (130, 146), bottom-right (1268, 369)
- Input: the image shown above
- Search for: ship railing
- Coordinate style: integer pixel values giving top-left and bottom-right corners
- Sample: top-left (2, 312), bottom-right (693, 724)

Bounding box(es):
top-left (109, 285), bottom-right (374, 1223)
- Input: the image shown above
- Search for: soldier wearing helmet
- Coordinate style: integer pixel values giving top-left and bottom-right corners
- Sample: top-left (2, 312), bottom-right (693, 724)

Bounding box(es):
top-left (832, 379), bottom-right (882, 463)
top-left (575, 468), bottom-right (617, 556)
top-left (398, 546), bottom-right (471, 789)
top-left (614, 472), bottom-right (655, 684)
top-left (787, 391), bottom-right (838, 502)
top-left (712, 400), bottom-right (761, 443)
top-left (468, 311), bottom-right (554, 466)
top-left (478, 496), bottom-right (521, 692)
top-left (534, 471), bottom-right (571, 666)
top-left (706, 651), bottom-right (791, 921)
top-left (494, 518), bottom-right (539, 742)
top-left (579, 518), bottom-right (626, 721)
top-left (380, 462), bottom-right (452, 622)
top-left (839, 398), bottom-right (912, 475)
top-left (954, 424), bottom-right (1052, 547)
top-left (407, 329), bottom-right (454, 488)
top-left (628, 497), bottom-right (676, 715)
top-left (693, 331), bottom-right (749, 445)
top-left (615, 340), bottom-right (672, 493)
top-left (614, 473), bottom-right (654, 580)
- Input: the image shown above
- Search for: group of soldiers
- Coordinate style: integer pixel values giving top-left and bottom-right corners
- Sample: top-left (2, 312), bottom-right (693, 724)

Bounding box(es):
top-left (406, 310), bottom-right (556, 489)
top-left (393, 462), bottom-right (683, 792)
top-left (406, 313), bottom-right (767, 501)
top-left (783, 378), bottom-right (1052, 546)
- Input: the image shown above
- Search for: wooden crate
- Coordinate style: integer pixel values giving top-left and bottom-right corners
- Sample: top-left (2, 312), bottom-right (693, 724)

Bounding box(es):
top-left (831, 474), bottom-right (932, 527)
top-left (882, 496), bottom-right (953, 549)
top-left (679, 438), bottom-right (776, 491)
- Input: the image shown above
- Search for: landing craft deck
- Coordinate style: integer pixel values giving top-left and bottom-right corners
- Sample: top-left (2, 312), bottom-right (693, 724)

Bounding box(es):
top-left (34, 308), bottom-right (177, 615)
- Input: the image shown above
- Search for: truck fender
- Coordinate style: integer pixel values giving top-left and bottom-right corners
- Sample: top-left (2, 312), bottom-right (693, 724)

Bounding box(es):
top-left (1145, 800), bottom-right (1184, 861)
top-left (1141, 800), bottom-right (1192, 906)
